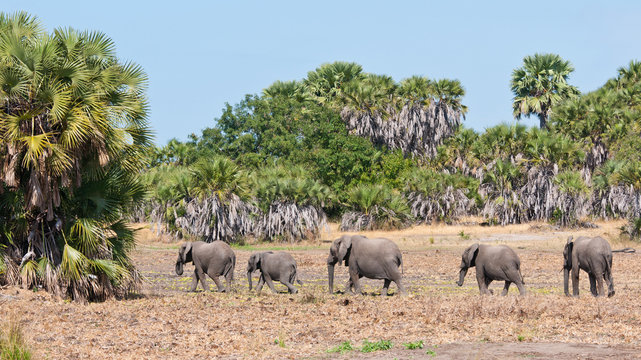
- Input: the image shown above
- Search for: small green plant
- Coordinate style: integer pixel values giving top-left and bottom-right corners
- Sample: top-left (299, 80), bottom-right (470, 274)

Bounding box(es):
top-left (327, 341), bottom-right (354, 354)
top-left (403, 340), bottom-right (424, 349)
top-left (425, 346), bottom-right (437, 356)
top-left (429, 237), bottom-right (435, 244)
top-left (517, 335), bottom-right (525, 342)
top-left (459, 231), bottom-right (470, 240)
top-left (361, 339), bottom-right (393, 353)
top-left (274, 331), bottom-right (286, 348)
top-left (0, 320), bottom-right (32, 360)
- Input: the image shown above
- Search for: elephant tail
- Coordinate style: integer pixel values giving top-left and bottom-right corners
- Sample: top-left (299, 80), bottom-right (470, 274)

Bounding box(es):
top-left (612, 247), bottom-right (635, 253)
top-left (224, 255), bottom-right (236, 281)
top-left (399, 254), bottom-right (404, 275)
top-left (519, 266), bottom-right (525, 284)
top-left (604, 254), bottom-right (613, 278)
top-left (292, 265), bottom-right (303, 285)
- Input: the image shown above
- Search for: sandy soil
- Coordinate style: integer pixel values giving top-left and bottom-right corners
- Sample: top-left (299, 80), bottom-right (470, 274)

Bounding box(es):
top-left (2, 220), bottom-right (641, 359)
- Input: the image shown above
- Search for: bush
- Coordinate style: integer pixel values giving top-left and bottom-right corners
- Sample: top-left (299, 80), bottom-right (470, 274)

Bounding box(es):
top-left (360, 339), bottom-right (393, 353)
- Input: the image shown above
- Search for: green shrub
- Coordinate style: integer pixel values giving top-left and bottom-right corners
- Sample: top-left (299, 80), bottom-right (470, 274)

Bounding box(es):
top-left (361, 339), bottom-right (393, 353)
top-left (327, 341), bottom-right (354, 354)
top-left (403, 340), bottom-right (424, 349)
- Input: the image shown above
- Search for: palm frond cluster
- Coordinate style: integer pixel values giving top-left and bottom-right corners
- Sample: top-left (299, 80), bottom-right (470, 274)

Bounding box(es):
top-left (138, 162), bottom-right (331, 242)
top-left (340, 184), bottom-right (412, 231)
top-left (0, 12), bottom-right (152, 301)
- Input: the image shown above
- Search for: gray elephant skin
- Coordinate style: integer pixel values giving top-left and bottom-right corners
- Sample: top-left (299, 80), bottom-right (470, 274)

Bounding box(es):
top-left (175, 241), bottom-right (236, 292)
top-left (327, 235), bottom-right (405, 296)
top-left (563, 236), bottom-right (615, 297)
top-left (457, 244), bottom-right (526, 295)
top-left (247, 251), bottom-right (303, 294)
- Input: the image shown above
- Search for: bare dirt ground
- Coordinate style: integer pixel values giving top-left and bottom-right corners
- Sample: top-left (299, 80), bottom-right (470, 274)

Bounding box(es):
top-left (2, 220), bottom-right (641, 359)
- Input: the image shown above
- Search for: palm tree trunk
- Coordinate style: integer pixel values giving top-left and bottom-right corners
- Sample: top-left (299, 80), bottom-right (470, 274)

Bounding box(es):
top-left (538, 113), bottom-right (547, 130)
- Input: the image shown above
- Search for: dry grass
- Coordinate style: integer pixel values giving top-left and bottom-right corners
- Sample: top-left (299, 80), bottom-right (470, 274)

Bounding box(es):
top-left (2, 221), bottom-right (640, 359)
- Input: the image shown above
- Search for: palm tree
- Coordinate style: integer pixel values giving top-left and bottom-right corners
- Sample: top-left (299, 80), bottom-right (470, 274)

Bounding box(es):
top-left (403, 168), bottom-right (479, 224)
top-left (174, 157), bottom-right (255, 242)
top-left (553, 171), bottom-right (589, 227)
top-left (304, 61), bottom-right (364, 106)
top-left (252, 166), bottom-right (332, 242)
top-left (0, 12), bottom-right (152, 301)
top-left (340, 184), bottom-right (412, 231)
top-left (340, 74), bottom-right (466, 159)
top-left (511, 53), bottom-right (579, 129)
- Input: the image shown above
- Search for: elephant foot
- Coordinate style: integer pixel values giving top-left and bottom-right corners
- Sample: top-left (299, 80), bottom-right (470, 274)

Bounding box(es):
top-left (608, 291), bottom-right (615, 297)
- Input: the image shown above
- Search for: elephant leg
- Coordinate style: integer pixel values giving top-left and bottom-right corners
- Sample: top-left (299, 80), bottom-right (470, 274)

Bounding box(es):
top-left (485, 278), bottom-right (494, 295)
top-left (476, 269), bottom-right (490, 295)
top-left (281, 280), bottom-right (298, 294)
top-left (572, 267), bottom-right (580, 297)
top-left (595, 272), bottom-right (605, 297)
top-left (349, 270), bottom-right (363, 295)
top-left (588, 273), bottom-right (597, 296)
top-left (382, 279), bottom-right (391, 296)
top-left (388, 266), bottom-right (406, 296)
top-left (224, 270), bottom-right (233, 293)
top-left (196, 269), bottom-right (209, 292)
top-left (507, 269), bottom-right (526, 296)
top-left (262, 273), bottom-right (279, 294)
top-left (189, 272), bottom-right (199, 292)
top-left (210, 274), bottom-right (224, 292)
top-left (515, 280), bottom-right (526, 296)
top-left (256, 275), bottom-right (265, 293)
top-left (501, 281), bottom-right (511, 296)
top-left (605, 271), bottom-right (615, 297)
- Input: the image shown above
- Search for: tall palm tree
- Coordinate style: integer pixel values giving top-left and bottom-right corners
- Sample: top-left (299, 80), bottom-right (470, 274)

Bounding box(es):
top-left (511, 53), bottom-right (579, 129)
top-left (0, 12), bottom-right (152, 301)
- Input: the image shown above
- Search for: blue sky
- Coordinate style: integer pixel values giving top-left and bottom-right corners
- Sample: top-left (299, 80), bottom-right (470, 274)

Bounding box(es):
top-left (6, 1), bottom-right (641, 145)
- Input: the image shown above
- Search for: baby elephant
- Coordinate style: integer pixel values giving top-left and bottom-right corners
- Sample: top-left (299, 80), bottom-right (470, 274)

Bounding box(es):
top-left (247, 251), bottom-right (303, 294)
top-left (457, 243), bottom-right (526, 295)
top-left (563, 236), bottom-right (614, 297)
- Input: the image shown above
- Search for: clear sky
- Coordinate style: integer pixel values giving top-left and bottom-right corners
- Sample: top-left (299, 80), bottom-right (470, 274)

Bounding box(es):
top-left (6, 1), bottom-right (641, 145)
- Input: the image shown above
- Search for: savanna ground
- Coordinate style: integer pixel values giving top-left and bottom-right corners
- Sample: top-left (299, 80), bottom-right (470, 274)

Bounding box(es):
top-left (2, 220), bottom-right (641, 359)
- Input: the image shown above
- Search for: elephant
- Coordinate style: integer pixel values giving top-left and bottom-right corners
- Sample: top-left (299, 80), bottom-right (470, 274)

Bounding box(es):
top-left (563, 236), bottom-right (615, 297)
top-left (456, 243), bottom-right (526, 295)
top-left (175, 241), bottom-right (236, 292)
top-left (246, 251), bottom-right (303, 294)
top-left (327, 235), bottom-right (405, 296)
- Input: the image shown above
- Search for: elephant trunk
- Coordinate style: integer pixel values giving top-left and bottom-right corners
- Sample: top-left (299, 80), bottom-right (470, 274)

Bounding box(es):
top-left (328, 264), bottom-right (335, 294)
top-left (175, 259), bottom-right (183, 276)
top-left (563, 268), bottom-right (570, 296)
top-left (247, 270), bottom-right (253, 291)
top-left (457, 268), bottom-right (467, 286)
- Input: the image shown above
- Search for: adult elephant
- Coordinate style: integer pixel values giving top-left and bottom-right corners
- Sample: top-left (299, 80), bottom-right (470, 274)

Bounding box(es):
top-left (456, 244), bottom-right (526, 295)
top-left (247, 251), bottom-right (303, 294)
top-left (327, 235), bottom-right (405, 296)
top-left (563, 236), bottom-right (615, 297)
top-left (175, 241), bottom-right (236, 292)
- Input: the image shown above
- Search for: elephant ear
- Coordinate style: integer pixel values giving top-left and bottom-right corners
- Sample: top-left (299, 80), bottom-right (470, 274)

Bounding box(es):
top-left (564, 239), bottom-right (574, 268)
top-left (466, 243), bottom-right (479, 267)
top-left (248, 253), bottom-right (260, 272)
top-left (337, 236), bottom-right (352, 266)
top-left (181, 242), bottom-right (193, 263)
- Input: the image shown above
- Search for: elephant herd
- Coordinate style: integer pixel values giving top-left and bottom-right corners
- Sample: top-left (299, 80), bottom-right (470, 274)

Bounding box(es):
top-left (174, 234), bottom-right (623, 298)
